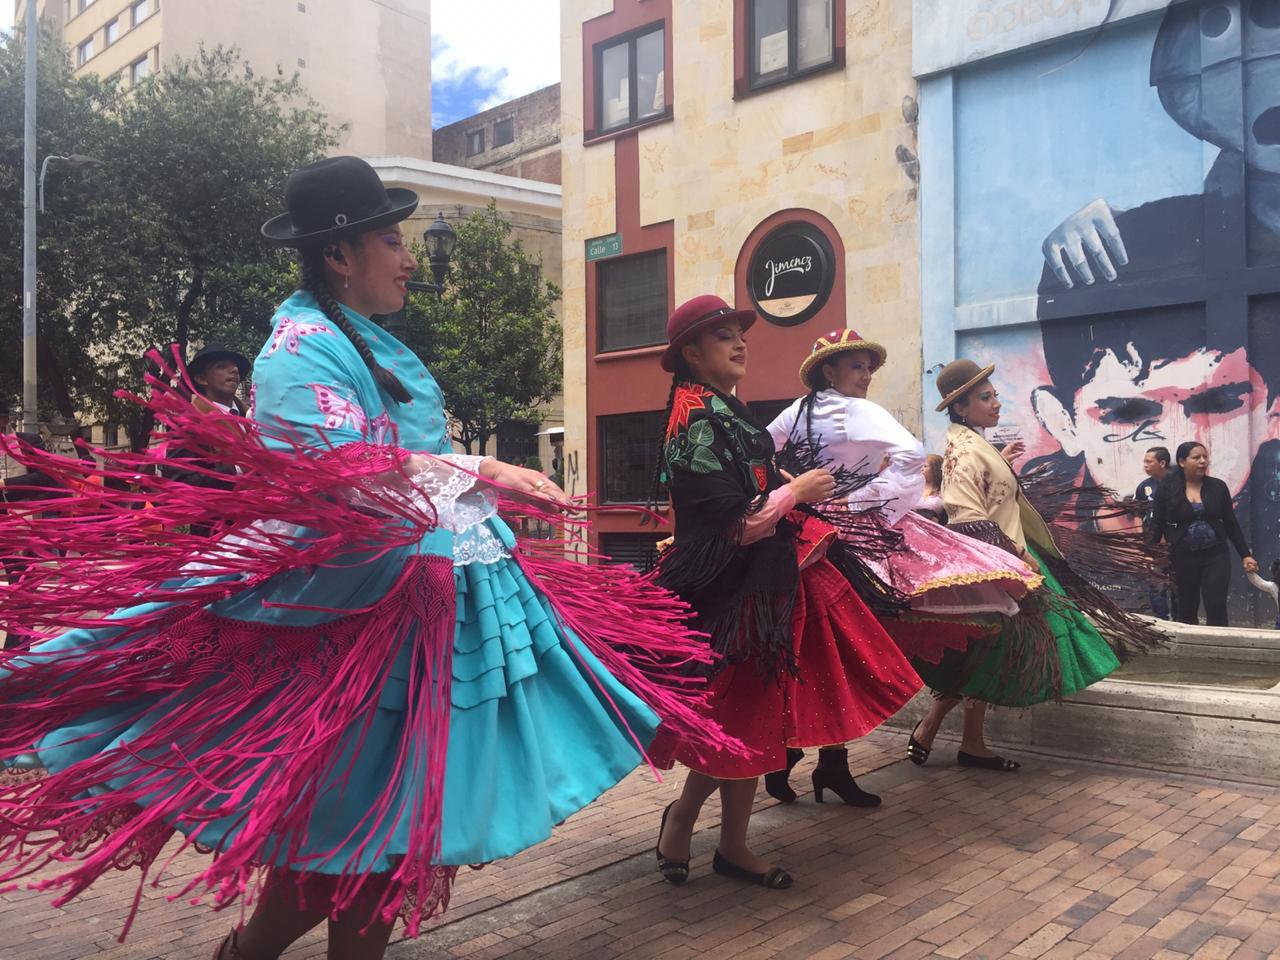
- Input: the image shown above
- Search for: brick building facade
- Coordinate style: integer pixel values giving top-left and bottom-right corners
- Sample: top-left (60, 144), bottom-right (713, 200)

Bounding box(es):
top-left (432, 84), bottom-right (561, 185)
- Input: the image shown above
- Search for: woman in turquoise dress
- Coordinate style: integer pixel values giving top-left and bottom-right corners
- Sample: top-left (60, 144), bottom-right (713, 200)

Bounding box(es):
top-left (0, 157), bottom-right (729, 960)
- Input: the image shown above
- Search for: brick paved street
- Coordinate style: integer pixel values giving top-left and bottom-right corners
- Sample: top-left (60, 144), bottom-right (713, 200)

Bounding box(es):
top-left (3, 730), bottom-right (1279, 959)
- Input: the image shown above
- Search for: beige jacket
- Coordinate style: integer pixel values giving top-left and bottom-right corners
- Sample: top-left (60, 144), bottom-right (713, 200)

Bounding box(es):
top-left (941, 423), bottom-right (1061, 560)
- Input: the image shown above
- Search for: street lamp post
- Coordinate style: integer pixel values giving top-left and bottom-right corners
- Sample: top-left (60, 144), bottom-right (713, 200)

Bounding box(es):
top-left (39, 154), bottom-right (103, 212)
top-left (21, 0), bottom-right (37, 434)
top-left (405, 213), bottom-right (459, 296)
top-left (380, 213), bottom-right (458, 340)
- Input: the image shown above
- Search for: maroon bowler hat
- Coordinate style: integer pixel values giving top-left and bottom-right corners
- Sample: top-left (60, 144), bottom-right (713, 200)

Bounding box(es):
top-left (660, 294), bottom-right (757, 372)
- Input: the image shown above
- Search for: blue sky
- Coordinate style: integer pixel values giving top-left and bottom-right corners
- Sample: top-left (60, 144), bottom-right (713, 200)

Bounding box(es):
top-left (431, 0), bottom-right (560, 128)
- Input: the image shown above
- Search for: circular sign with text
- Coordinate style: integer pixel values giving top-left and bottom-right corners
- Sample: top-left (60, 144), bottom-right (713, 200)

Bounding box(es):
top-left (747, 222), bottom-right (836, 327)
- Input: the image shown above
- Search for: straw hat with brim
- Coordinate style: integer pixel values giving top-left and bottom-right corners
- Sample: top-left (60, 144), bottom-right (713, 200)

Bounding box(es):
top-left (934, 358), bottom-right (996, 412)
top-left (660, 294), bottom-right (756, 372)
top-left (188, 343), bottom-right (251, 380)
top-left (261, 156), bottom-right (419, 248)
top-left (798, 329), bottom-right (888, 390)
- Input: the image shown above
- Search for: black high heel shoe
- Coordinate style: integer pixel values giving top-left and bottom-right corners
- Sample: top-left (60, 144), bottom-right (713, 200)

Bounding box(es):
top-left (763, 747), bottom-right (805, 803)
top-left (907, 721), bottom-right (931, 766)
top-left (212, 930), bottom-right (247, 960)
top-left (655, 802), bottom-right (690, 884)
top-left (812, 746), bottom-right (881, 807)
top-left (712, 850), bottom-right (792, 889)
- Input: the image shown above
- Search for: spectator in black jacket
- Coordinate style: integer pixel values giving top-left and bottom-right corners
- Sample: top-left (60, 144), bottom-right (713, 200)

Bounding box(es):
top-left (1150, 441), bottom-right (1258, 627)
top-left (1135, 446), bottom-right (1171, 618)
top-left (162, 343), bottom-right (250, 536)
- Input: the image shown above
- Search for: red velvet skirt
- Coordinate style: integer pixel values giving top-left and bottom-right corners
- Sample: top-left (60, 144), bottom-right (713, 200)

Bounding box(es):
top-left (649, 551), bottom-right (923, 779)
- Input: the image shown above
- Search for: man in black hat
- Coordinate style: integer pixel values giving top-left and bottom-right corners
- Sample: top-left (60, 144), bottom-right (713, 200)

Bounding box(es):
top-left (161, 343), bottom-right (252, 535)
top-left (187, 343), bottom-right (250, 415)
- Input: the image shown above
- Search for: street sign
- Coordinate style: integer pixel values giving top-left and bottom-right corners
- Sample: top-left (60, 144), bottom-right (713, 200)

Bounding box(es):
top-left (585, 233), bottom-right (623, 261)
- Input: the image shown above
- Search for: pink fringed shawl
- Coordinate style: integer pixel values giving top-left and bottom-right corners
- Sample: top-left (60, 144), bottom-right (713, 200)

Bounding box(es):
top-left (0, 355), bottom-right (739, 939)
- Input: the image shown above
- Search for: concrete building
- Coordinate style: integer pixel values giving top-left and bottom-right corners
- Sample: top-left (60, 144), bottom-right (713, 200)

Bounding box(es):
top-left (560, 0), bottom-right (920, 563)
top-left (433, 83), bottom-right (561, 185)
top-left (371, 157), bottom-right (565, 472)
top-left (16, 0), bottom-right (432, 157)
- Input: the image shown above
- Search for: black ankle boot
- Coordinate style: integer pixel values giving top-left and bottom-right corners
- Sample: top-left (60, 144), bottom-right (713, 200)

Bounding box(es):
top-left (763, 748), bottom-right (805, 803)
top-left (812, 747), bottom-right (880, 807)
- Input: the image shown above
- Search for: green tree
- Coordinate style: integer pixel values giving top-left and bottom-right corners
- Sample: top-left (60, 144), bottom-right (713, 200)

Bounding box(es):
top-left (0, 37), bottom-right (336, 434)
top-left (0, 22), bottom-right (117, 421)
top-left (404, 203), bottom-right (562, 454)
top-left (95, 47), bottom-right (337, 443)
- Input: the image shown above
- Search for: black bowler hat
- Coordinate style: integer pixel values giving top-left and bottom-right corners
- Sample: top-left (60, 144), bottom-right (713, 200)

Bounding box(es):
top-left (188, 343), bottom-right (250, 380)
top-left (261, 156), bottom-right (419, 248)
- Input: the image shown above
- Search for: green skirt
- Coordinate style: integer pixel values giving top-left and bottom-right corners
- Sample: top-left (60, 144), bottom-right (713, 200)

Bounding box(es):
top-left (913, 547), bottom-right (1119, 707)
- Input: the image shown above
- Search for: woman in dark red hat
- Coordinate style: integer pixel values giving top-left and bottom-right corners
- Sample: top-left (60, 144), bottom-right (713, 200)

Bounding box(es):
top-left (648, 295), bottom-right (921, 890)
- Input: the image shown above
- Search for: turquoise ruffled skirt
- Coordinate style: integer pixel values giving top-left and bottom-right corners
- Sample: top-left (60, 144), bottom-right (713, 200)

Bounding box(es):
top-left (16, 519), bottom-right (659, 870)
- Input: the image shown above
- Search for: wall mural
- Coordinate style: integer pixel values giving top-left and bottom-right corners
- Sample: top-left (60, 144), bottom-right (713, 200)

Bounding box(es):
top-left (946, 0), bottom-right (1280, 622)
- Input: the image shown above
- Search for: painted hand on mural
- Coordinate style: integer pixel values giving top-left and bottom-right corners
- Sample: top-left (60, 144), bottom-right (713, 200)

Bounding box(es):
top-left (1041, 199), bottom-right (1129, 289)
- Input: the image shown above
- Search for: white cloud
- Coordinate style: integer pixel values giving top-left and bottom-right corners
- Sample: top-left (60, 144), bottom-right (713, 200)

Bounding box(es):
top-left (431, 0), bottom-right (561, 109)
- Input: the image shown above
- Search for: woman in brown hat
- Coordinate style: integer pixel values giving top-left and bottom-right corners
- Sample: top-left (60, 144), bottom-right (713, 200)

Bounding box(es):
top-left (763, 333), bottom-right (1042, 791)
top-left (907, 359), bottom-right (1158, 770)
top-left (647, 296), bottom-right (921, 889)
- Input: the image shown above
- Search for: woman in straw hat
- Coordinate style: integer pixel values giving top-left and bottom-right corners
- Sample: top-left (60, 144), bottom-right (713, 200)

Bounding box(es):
top-left (647, 296), bottom-right (921, 890)
top-left (0, 157), bottom-right (735, 960)
top-left (763, 332), bottom-right (1043, 791)
top-left (904, 359), bottom-right (1160, 770)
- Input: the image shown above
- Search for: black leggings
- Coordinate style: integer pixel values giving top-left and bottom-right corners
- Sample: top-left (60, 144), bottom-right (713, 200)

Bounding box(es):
top-left (1171, 545), bottom-right (1232, 627)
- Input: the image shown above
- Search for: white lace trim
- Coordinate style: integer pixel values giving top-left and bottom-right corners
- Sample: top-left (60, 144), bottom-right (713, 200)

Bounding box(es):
top-left (406, 455), bottom-right (507, 566)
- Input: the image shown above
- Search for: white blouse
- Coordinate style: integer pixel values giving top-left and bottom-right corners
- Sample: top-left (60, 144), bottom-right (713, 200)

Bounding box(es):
top-left (767, 391), bottom-right (926, 526)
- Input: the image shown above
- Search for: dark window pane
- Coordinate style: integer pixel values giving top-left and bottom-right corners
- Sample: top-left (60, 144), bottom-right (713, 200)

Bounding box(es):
top-left (747, 398), bottom-right (793, 430)
top-left (752, 0), bottom-right (789, 80)
top-left (598, 251), bottom-right (667, 351)
top-left (496, 420), bottom-right (539, 466)
top-left (494, 117), bottom-right (514, 147)
top-left (466, 129), bottom-right (485, 156)
top-left (600, 410), bottom-right (665, 504)
top-left (636, 28), bottom-right (665, 120)
top-left (599, 40), bottom-right (631, 130)
top-left (599, 532), bottom-right (662, 570)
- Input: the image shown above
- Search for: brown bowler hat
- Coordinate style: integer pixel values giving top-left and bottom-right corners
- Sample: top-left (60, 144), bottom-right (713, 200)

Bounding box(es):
top-left (934, 358), bottom-right (996, 412)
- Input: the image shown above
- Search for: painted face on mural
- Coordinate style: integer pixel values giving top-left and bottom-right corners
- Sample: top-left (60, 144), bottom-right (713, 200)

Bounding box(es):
top-left (1031, 344), bottom-right (1275, 498)
top-left (1153, 0), bottom-right (1280, 175)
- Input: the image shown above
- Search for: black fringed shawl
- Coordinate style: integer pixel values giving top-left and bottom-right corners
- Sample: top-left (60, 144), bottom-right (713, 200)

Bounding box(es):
top-left (655, 382), bottom-right (798, 681)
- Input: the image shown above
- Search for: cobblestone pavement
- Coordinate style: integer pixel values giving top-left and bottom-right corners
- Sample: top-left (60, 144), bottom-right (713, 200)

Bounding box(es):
top-left (2, 731), bottom-right (1279, 959)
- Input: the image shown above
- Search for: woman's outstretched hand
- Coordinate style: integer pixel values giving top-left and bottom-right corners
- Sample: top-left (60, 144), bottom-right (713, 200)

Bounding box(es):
top-left (480, 460), bottom-right (570, 506)
top-left (781, 468), bottom-right (836, 505)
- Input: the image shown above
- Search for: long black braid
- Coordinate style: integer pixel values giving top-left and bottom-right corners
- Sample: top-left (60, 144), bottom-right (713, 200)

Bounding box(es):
top-left (299, 245), bottom-right (412, 404)
top-left (643, 367), bottom-right (685, 520)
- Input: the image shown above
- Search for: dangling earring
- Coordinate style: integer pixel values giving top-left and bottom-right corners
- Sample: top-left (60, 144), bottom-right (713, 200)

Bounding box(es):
top-left (344, 275), bottom-right (350, 290)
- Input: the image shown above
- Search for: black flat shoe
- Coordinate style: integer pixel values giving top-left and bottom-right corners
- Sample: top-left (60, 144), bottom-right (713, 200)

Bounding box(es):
top-left (957, 750), bottom-right (1020, 771)
top-left (655, 802), bottom-right (689, 884)
top-left (763, 747), bottom-right (805, 803)
top-left (712, 849), bottom-right (792, 889)
top-left (907, 722), bottom-right (931, 766)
